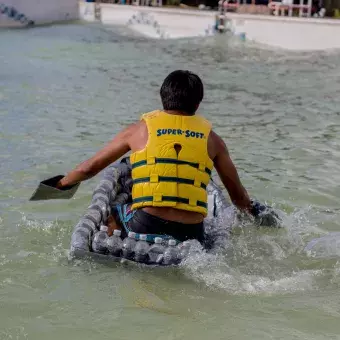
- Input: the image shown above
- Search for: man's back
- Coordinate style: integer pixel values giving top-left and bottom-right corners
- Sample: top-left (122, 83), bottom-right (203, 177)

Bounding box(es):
top-left (127, 110), bottom-right (214, 224)
top-left (124, 109), bottom-right (250, 223)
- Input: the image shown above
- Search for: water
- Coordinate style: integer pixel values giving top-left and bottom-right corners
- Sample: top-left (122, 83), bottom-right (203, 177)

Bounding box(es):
top-left (1, 22), bottom-right (340, 339)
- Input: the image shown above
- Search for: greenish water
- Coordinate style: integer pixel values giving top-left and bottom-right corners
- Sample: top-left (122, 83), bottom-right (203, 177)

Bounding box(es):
top-left (1, 23), bottom-right (340, 340)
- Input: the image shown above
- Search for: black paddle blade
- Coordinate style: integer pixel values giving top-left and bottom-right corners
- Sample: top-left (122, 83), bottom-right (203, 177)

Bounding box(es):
top-left (29, 175), bottom-right (80, 201)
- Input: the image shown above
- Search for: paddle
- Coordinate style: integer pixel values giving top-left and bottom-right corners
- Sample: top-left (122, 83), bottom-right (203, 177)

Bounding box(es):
top-left (29, 175), bottom-right (80, 201)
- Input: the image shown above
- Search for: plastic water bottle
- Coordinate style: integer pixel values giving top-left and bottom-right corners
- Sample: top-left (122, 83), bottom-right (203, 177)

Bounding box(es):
top-left (134, 234), bottom-right (150, 263)
top-left (92, 225), bottom-right (108, 254)
top-left (148, 237), bottom-right (166, 264)
top-left (178, 240), bottom-right (191, 261)
top-left (122, 232), bottom-right (137, 260)
top-left (163, 239), bottom-right (180, 265)
top-left (107, 229), bottom-right (123, 257)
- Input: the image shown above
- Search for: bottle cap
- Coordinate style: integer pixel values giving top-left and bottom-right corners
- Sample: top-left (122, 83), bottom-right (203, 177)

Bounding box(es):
top-left (154, 237), bottom-right (163, 244)
top-left (113, 229), bottom-right (121, 237)
top-left (168, 239), bottom-right (176, 246)
top-left (128, 231), bottom-right (136, 238)
top-left (182, 240), bottom-right (191, 247)
top-left (100, 225), bottom-right (108, 232)
top-left (139, 234), bottom-right (147, 241)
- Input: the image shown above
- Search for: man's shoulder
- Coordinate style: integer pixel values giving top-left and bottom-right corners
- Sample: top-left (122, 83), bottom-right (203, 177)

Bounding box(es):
top-left (208, 129), bottom-right (227, 157)
top-left (127, 119), bottom-right (146, 131)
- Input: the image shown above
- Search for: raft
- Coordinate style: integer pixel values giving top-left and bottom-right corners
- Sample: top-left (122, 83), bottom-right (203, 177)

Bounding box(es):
top-left (69, 157), bottom-right (281, 266)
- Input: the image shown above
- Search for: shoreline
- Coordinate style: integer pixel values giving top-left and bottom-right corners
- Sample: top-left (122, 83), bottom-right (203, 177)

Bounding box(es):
top-left (1, 1), bottom-right (339, 51)
top-left (98, 2), bottom-right (340, 24)
top-left (80, 2), bottom-right (340, 51)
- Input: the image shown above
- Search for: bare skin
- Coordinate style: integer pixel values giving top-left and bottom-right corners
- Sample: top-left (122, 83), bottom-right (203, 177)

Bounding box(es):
top-left (57, 110), bottom-right (251, 234)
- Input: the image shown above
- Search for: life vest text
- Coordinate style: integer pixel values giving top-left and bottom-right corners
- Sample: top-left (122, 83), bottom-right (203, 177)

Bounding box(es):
top-left (156, 129), bottom-right (205, 139)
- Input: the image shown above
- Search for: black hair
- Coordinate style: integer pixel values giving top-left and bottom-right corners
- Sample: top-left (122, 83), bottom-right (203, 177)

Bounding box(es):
top-left (160, 70), bottom-right (204, 115)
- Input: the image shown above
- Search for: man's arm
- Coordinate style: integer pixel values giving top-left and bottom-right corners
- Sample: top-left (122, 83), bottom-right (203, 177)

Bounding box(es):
top-left (57, 123), bottom-right (136, 188)
top-left (211, 131), bottom-right (252, 213)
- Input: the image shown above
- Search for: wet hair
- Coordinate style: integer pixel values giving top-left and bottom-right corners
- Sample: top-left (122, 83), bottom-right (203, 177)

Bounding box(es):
top-left (160, 70), bottom-right (204, 115)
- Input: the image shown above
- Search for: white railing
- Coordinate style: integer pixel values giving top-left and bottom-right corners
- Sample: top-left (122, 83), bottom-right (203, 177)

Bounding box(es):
top-left (268, 0), bottom-right (312, 17)
top-left (219, 0), bottom-right (316, 17)
top-left (123, 0), bottom-right (163, 6)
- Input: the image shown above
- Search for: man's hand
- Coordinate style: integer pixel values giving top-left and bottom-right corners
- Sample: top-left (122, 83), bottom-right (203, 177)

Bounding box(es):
top-left (211, 131), bottom-right (252, 213)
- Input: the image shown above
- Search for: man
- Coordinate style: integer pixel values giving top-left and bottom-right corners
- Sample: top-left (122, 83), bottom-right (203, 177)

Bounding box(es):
top-left (57, 70), bottom-right (252, 243)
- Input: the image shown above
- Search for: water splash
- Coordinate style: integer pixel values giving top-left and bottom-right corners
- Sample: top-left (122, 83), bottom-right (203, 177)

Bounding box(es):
top-left (180, 206), bottom-right (337, 294)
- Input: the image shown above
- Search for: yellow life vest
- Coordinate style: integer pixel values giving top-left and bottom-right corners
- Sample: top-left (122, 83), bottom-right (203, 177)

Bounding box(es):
top-left (130, 110), bottom-right (213, 216)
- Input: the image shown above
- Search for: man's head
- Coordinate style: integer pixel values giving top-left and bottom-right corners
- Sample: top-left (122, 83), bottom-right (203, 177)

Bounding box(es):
top-left (160, 70), bottom-right (204, 115)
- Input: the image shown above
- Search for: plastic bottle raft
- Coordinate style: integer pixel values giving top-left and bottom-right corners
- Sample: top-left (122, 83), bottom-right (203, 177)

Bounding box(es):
top-left (91, 227), bottom-right (199, 266)
top-left (69, 158), bottom-right (281, 266)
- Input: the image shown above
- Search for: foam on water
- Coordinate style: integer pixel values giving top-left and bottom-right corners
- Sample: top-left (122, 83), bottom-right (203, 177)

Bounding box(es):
top-left (15, 207), bottom-right (333, 297)
top-left (19, 214), bottom-right (56, 231)
top-left (305, 233), bottom-right (340, 259)
top-left (14, 199), bottom-right (339, 298)
top-left (178, 207), bottom-right (340, 295)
